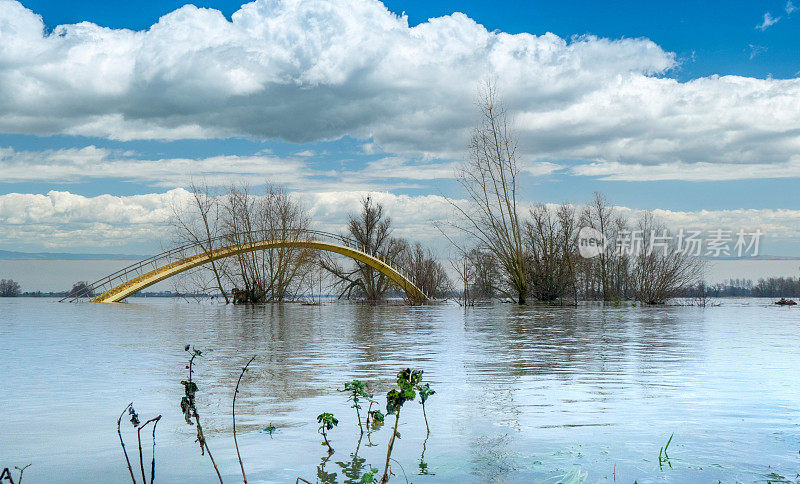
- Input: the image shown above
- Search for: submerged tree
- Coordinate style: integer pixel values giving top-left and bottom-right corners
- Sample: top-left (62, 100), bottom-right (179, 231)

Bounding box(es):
top-left (320, 196), bottom-right (405, 302)
top-left (629, 212), bottom-right (704, 304)
top-left (579, 192), bottom-right (631, 301)
top-left (449, 247), bottom-right (501, 305)
top-left (397, 241), bottom-right (452, 299)
top-left (171, 182), bottom-right (314, 303)
top-left (67, 280), bottom-right (93, 298)
top-left (221, 184), bottom-right (314, 303)
top-left (525, 202), bottom-right (579, 304)
top-left (446, 81), bottom-right (528, 304)
top-left (170, 182), bottom-right (229, 303)
top-left (0, 278), bottom-right (21, 297)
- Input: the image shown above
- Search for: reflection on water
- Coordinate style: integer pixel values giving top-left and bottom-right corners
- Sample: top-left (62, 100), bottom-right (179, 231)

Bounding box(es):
top-left (1, 298), bottom-right (798, 483)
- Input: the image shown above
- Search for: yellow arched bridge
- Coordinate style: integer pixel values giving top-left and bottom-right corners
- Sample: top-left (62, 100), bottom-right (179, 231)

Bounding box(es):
top-left (61, 230), bottom-right (428, 304)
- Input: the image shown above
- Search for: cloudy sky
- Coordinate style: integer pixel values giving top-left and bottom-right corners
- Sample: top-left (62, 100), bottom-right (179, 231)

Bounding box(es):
top-left (0, 0), bottom-right (799, 258)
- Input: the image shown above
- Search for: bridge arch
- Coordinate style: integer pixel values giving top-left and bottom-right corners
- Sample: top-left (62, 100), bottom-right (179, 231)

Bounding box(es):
top-left (73, 232), bottom-right (427, 304)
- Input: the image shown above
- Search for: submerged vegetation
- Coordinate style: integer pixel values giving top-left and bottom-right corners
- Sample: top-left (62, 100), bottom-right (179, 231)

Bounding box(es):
top-left (116, 348), bottom-right (436, 483)
top-left (179, 345), bottom-right (223, 482)
top-left (658, 433), bottom-right (674, 470)
top-left (116, 402), bottom-right (161, 484)
top-left (317, 412), bottom-right (339, 454)
top-left (102, 336), bottom-right (789, 482)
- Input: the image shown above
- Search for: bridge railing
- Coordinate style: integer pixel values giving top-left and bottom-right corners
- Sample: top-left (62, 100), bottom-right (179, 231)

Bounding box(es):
top-left (60, 229), bottom-right (429, 302)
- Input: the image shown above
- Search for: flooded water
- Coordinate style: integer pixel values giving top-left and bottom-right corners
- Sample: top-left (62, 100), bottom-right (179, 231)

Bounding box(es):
top-left (1, 298), bottom-right (799, 483)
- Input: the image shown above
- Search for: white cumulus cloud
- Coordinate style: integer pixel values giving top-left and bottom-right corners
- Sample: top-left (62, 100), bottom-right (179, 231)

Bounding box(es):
top-left (0, 0), bottom-right (797, 172)
top-left (1, 189), bottom-right (798, 253)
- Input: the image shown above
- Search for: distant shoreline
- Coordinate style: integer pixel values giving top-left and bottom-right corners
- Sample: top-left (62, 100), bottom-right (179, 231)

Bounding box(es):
top-left (0, 250), bottom-right (150, 261)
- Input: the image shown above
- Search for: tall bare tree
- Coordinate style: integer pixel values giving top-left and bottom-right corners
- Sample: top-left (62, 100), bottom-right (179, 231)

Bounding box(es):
top-left (447, 81), bottom-right (528, 304)
top-left (171, 182), bottom-right (229, 303)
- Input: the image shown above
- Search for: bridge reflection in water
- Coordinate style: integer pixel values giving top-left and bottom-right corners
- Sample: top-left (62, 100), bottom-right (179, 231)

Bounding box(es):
top-left (61, 230), bottom-right (428, 304)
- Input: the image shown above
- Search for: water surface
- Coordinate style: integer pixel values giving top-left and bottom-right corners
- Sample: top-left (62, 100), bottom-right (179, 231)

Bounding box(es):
top-left (1, 298), bottom-right (798, 483)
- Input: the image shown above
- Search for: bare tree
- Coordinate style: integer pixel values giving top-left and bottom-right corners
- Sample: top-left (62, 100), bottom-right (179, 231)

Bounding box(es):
top-left (320, 196), bottom-right (405, 302)
top-left (171, 182), bottom-right (313, 303)
top-left (397, 241), bottom-right (452, 299)
top-left (170, 182), bottom-right (229, 303)
top-left (448, 246), bottom-right (501, 305)
top-left (221, 184), bottom-right (313, 303)
top-left (259, 186), bottom-right (315, 301)
top-left (580, 192), bottom-right (630, 301)
top-left (450, 253), bottom-right (471, 306)
top-left (525, 202), bottom-right (579, 304)
top-left (446, 81), bottom-right (528, 304)
top-left (468, 249), bottom-right (501, 300)
top-left (0, 279), bottom-right (20, 297)
top-left (630, 212), bottom-right (704, 304)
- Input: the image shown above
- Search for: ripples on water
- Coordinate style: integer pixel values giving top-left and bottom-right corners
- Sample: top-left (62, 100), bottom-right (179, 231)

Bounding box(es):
top-left (1, 298), bottom-right (798, 483)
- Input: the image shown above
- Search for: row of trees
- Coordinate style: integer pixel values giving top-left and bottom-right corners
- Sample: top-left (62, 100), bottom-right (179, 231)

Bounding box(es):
top-left (683, 277), bottom-right (800, 298)
top-left (450, 194), bottom-right (704, 306)
top-left (172, 185), bottom-right (452, 304)
top-left (445, 82), bottom-right (703, 305)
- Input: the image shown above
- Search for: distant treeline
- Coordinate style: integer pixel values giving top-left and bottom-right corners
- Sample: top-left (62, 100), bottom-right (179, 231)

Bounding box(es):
top-left (681, 277), bottom-right (800, 298)
top-left (6, 287), bottom-right (206, 298)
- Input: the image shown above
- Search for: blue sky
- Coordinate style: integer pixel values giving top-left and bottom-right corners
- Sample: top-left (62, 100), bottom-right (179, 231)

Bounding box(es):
top-left (0, 0), bottom-right (798, 257)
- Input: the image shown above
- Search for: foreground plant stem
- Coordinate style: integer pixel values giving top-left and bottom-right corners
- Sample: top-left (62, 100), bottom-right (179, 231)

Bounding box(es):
top-left (421, 402), bottom-right (429, 435)
top-left (137, 415), bottom-right (162, 484)
top-left (15, 464), bottom-right (31, 484)
top-left (117, 402), bottom-right (137, 484)
top-left (182, 347), bottom-right (223, 483)
top-left (233, 355), bottom-right (256, 484)
top-left (380, 411), bottom-right (401, 484)
top-left (321, 427), bottom-right (333, 454)
top-left (195, 412), bottom-right (223, 482)
top-left (150, 417), bottom-right (160, 484)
